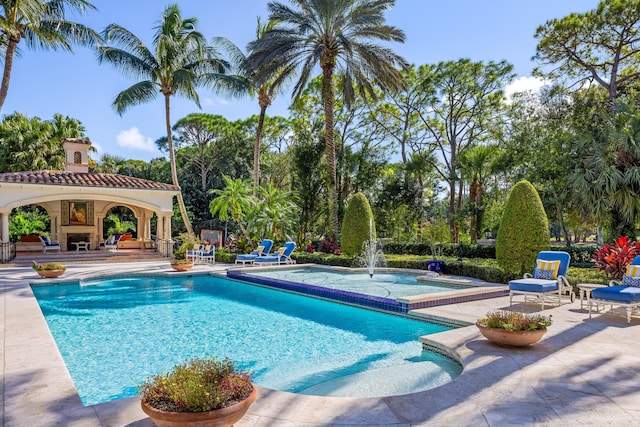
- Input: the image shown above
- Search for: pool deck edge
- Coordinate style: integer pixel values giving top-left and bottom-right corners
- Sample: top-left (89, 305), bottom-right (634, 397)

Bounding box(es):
top-left (2, 261), bottom-right (640, 426)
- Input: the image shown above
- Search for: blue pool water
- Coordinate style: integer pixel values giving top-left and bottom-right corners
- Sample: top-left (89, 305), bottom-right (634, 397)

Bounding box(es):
top-left (244, 268), bottom-right (462, 298)
top-left (31, 275), bottom-right (462, 406)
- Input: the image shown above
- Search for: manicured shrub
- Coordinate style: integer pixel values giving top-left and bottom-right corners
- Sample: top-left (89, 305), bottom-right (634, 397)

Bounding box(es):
top-left (340, 192), bottom-right (375, 256)
top-left (496, 180), bottom-right (549, 275)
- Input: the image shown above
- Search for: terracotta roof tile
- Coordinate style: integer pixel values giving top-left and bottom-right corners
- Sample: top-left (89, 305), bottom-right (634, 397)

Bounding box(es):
top-left (0, 171), bottom-right (179, 191)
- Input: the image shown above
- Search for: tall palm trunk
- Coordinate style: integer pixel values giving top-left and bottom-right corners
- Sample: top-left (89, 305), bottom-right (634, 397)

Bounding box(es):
top-left (253, 93), bottom-right (271, 191)
top-left (0, 36), bottom-right (19, 111)
top-left (322, 65), bottom-right (338, 237)
top-left (164, 94), bottom-right (193, 235)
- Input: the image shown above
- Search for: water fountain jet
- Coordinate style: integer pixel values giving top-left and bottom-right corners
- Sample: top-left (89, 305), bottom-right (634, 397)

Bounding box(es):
top-left (358, 218), bottom-right (386, 277)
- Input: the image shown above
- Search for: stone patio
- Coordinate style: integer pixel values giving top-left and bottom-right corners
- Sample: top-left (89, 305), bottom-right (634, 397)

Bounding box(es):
top-left (1, 260), bottom-right (639, 426)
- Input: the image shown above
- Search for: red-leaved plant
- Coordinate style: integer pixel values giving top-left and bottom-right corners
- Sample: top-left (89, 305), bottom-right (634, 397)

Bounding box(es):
top-left (592, 236), bottom-right (640, 280)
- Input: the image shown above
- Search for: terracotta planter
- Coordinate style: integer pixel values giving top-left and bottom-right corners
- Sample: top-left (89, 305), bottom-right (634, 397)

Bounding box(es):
top-left (170, 263), bottom-right (193, 272)
top-left (141, 386), bottom-right (257, 427)
top-left (36, 269), bottom-right (65, 278)
top-left (476, 322), bottom-right (547, 347)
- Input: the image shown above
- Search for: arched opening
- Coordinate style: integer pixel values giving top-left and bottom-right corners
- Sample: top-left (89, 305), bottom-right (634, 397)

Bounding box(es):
top-left (103, 206), bottom-right (137, 240)
top-left (10, 205), bottom-right (50, 242)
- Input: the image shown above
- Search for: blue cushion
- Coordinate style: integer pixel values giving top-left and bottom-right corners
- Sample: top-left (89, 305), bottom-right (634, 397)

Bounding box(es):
top-left (509, 278), bottom-right (559, 293)
top-left (592, 285), bottom-right (640, 303)
top-left (534, 269), bottom-right (554, 280)
top-left (621, 275), bottom-right (640, 287)
top-left (254, 255), bottom-right (279, 263)
top-left (236, 254), bottom-right (258, 261)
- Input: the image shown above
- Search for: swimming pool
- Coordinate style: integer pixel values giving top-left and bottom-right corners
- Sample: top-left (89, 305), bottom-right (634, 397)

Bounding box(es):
top-left (242, 267), bottom-right (461, 298)
top-left (31, 275), bottom-right (462, 406)
top-left (229, 266), bottom-right (490, 313)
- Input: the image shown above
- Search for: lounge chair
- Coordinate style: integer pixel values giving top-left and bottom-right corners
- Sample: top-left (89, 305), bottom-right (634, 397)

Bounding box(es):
top-left (39, 236), bottom-right (61, 254)
top-left (509, 251), bottom-right (574, 309)
top-left (235, 239), bottom-right (274, 266)
top-left (589, 256), bottom-right (640, 323)
top-left (198, 244), bottom-right (215, 264)
top-left (254, 241), bottom-right (296, 266)
top-left (101, 234), bottom-right (122, 252)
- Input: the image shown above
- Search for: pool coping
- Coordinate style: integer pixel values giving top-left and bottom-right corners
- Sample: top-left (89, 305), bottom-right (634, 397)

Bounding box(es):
top-left (2, 260), bottom-right (640, 426)
top-left (228, 263), bottom-right (509, 313)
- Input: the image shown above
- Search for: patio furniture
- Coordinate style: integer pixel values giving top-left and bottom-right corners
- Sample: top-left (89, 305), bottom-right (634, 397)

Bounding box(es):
top-left (101, 235), bottom-right (122, 252)
top-left (235, 239), bottom-right (274, 266)
top-left (71, 241), bottom-right (90, 252)
top-left (254, 242), bottom-right (297, 266)
top-left (509, 251), bottom-right (574, 309)
top-left (588, 257), bottom-right (640, 323)
top-left (577, 283), bottom-right (608, 310)
top-left (39, 236), bottom-right (61, 254)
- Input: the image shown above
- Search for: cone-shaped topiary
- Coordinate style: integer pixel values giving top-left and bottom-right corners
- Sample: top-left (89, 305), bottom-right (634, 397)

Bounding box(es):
top-left (340, 192), bottom-right (375, 256)
top-left (496, 180), bottom-right (550, 275)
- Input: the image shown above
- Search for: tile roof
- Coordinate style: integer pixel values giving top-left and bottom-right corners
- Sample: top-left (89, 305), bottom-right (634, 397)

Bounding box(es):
top-left (0, 171), bottom-right (180, 191)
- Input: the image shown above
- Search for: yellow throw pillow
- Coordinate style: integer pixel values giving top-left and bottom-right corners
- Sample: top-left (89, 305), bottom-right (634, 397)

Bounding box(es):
top-left (535, 259), bottom-right (560, 280)
top-left (204, 245), bottom-right (211, 254)
top-left (278, 247), bottom-right (286, 256)
top-left (625, 264), bottom-right (640, 277)
top-left (257, 245), bottom-right (265, 255)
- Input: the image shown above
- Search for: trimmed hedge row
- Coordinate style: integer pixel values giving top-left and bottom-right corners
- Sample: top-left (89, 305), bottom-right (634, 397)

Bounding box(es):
top-left (381, 242), bottom-right (598, 267)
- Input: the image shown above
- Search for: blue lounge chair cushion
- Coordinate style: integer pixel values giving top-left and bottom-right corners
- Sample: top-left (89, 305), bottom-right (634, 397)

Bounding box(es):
top-left (254, 255), bottom-right (279, 263)
top-left (236, 254), bottom-right (258, 261)
top-left (508, 278), bottom-right (559, 293)
top-left (592, 285), bottom-right (640, 303)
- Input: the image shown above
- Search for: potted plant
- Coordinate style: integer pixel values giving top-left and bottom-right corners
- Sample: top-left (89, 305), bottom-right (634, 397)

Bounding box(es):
top-left (171, 232), bottom-right (199, 271)
top-left (32, 261), bottom-right (66, 278)
top-left (476, 310), bottom-right (552, 347)
top-left (139, 357), bottom-right (256, 427)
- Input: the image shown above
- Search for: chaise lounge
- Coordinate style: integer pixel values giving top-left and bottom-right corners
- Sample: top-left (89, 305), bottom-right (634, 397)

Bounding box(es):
top-left (254, 241), bottom-right (296, 266)
top-left (509, 251), bottom-right (575, 309)
top-left (589, 257), bottom-right (640, 323)
top-left (235, 239), bottom-right (274, 266)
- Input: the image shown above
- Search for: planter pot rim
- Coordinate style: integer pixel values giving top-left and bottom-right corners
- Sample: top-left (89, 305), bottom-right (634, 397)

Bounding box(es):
top-left (141, 385), bottom-right (257, 427)
top-left (476, 322), bottom-right (547, 347)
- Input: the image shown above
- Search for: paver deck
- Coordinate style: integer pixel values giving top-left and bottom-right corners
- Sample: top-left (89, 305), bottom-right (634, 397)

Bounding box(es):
top-left (1, 260), bottom-right (639, 426)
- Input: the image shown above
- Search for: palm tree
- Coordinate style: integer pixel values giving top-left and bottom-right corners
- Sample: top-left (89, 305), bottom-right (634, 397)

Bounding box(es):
top-left (208, 175), bottom-right (255, 240)
top-left (245, 0), bottom-right (409, 236)
top-left (96, 4), bottom-right (245, 235)
top-left (0, 0), bottom-right (101, 111)
top-left (219, 17), bottom-right (291, 190)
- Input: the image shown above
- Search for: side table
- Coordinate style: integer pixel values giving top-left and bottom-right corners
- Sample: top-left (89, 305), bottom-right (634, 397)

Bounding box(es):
top-left (72, 241), bottom-right (90, 252)
top-left (577, 283), bottom-right (608, 310)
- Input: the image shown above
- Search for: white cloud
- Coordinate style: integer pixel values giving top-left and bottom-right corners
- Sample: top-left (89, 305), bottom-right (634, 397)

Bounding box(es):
top-left (203, 97), bottom-right (215, 106)
top-left (116, 127), bottom-right (157, 152)
top-left (505, 76), bottom-right (549, 102)
top-left (90, 141), bottom-right (103, 155)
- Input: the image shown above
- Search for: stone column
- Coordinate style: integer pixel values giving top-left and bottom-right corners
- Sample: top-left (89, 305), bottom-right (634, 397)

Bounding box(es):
top-left (0, 210), bottom-right (10, 242)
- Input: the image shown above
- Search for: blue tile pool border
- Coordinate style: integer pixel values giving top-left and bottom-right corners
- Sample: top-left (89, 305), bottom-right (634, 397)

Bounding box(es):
top-left (227, 270), bottom-right (407, 313)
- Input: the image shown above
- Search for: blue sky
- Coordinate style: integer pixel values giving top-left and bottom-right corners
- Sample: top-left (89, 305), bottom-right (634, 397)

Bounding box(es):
top-left (3, 0), bottom-right (600, 162)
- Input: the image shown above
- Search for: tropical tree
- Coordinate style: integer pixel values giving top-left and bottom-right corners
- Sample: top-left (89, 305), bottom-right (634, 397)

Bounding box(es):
top-left (220, 17), bottom-right (291, 189)
top-left (0, 112), bottom-right (85, 171)
top-left (96, 3), bottom-right (244, 235)
top-left (245, 0), bottom-right (409, 236)
top-left (534, 0), bottom-right (640, 107)
top-left (208, 175), bottom-right (255, 240)
top-left (0, 0), bottom-right (101, 111)
top-left (410, 59), bottom-right (514, 242)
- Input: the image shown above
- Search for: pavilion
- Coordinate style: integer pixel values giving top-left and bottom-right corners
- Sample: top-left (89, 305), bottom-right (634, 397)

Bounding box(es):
top-left (0, 138), bottom-right (180, 252)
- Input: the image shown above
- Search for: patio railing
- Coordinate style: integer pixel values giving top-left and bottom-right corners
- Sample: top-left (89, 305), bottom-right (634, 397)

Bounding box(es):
top-left (0, 241), bottom-right (16, 264)
top-left (153, 237), bottom-right (174, 258)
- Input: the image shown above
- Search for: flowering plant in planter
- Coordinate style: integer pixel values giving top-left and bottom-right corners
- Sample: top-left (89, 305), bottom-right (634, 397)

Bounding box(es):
top-left (477, 310), bottom-right (552, 331)
top-left (32, 261), bottom-right (65, 271)
top-left (139, 357), bottom-right (254, 413)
